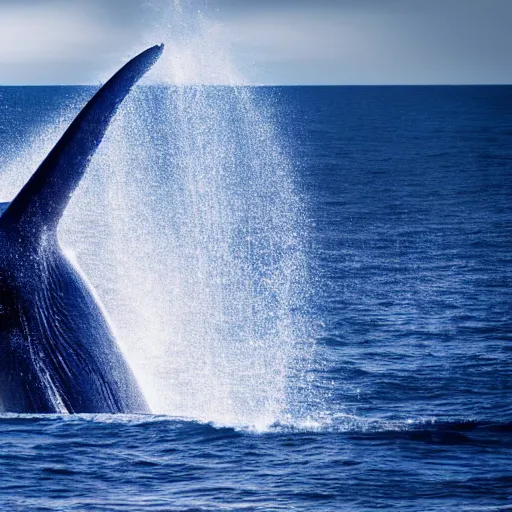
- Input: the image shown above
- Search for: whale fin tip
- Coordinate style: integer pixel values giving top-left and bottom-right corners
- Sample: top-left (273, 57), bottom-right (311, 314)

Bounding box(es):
top-left (0, 44), bottom-right (164, 234)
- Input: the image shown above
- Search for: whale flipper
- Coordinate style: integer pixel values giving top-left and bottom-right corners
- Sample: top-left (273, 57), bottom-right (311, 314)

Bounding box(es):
top-left (0, 45), bottom-right (163, 413)
top-left (0, 44), bottom-right (163, 233)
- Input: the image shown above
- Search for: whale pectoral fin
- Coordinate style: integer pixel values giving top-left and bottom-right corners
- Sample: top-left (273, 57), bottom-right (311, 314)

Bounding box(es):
top-left (0, 44), bottom-right (164, 234)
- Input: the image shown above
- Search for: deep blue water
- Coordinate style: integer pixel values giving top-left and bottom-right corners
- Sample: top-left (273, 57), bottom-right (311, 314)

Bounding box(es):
top-left (0, 86), bottom-right (511, 511)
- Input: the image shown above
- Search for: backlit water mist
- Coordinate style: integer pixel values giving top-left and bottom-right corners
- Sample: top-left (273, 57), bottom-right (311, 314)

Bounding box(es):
top-left (65, 85), bottom-right (315, 427)
top-left (0, 12), bottom-right (317, 428)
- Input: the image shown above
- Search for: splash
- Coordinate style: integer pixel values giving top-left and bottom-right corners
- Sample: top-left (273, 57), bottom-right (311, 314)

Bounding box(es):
top-left (0, 2), bottom-right (317, 429)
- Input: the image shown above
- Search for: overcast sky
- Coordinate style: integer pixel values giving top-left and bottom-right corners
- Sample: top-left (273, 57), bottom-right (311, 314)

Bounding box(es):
top-left (0, 0), bottom-right (510, 85)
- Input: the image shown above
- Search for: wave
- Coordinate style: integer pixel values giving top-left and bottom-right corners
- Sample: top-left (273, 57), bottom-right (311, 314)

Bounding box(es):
top-left (1, 412), bottom-right (510, 441)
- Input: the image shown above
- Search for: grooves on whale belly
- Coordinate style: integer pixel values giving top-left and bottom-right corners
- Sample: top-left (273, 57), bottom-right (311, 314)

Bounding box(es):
top-left (0, 44), bottom-right (164, 414)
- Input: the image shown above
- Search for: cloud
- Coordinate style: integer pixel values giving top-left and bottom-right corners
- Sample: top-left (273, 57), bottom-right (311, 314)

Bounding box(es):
top-left (0, 4), bottom-right (115, 63)
top-left (0, 0), bottom-right (511, 84)
top-left (217, 0), bottom-right (512, 84)
top-left (0, 1), bottom-right (150, 84)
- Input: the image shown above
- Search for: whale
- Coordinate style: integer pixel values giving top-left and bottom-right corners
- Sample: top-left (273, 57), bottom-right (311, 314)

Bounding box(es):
top-left (0, 45), bottom-right (164, 413)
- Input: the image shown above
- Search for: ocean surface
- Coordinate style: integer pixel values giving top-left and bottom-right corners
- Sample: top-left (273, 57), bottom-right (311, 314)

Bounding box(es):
top-left (0, 85), bottom-right (511, 511)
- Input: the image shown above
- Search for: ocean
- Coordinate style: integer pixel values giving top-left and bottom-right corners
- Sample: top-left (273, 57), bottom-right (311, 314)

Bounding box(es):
top-left (0, 85), bottom-right (511, 511)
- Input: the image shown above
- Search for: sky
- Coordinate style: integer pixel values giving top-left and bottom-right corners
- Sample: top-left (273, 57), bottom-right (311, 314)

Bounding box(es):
top-left (0, 0), bottom-right (511, 85)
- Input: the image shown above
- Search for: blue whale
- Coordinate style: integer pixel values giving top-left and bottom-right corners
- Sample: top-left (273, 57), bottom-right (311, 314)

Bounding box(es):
top-left (0, 45), bottom-right (164, 413)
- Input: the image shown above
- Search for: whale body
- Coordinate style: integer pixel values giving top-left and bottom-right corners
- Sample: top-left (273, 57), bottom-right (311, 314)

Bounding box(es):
top-left (0, 45), bottom-right (164, 413)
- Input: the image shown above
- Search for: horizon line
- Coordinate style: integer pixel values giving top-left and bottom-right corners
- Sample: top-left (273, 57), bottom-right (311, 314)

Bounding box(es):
top-left (1, 83), bottom-right (512, 87)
